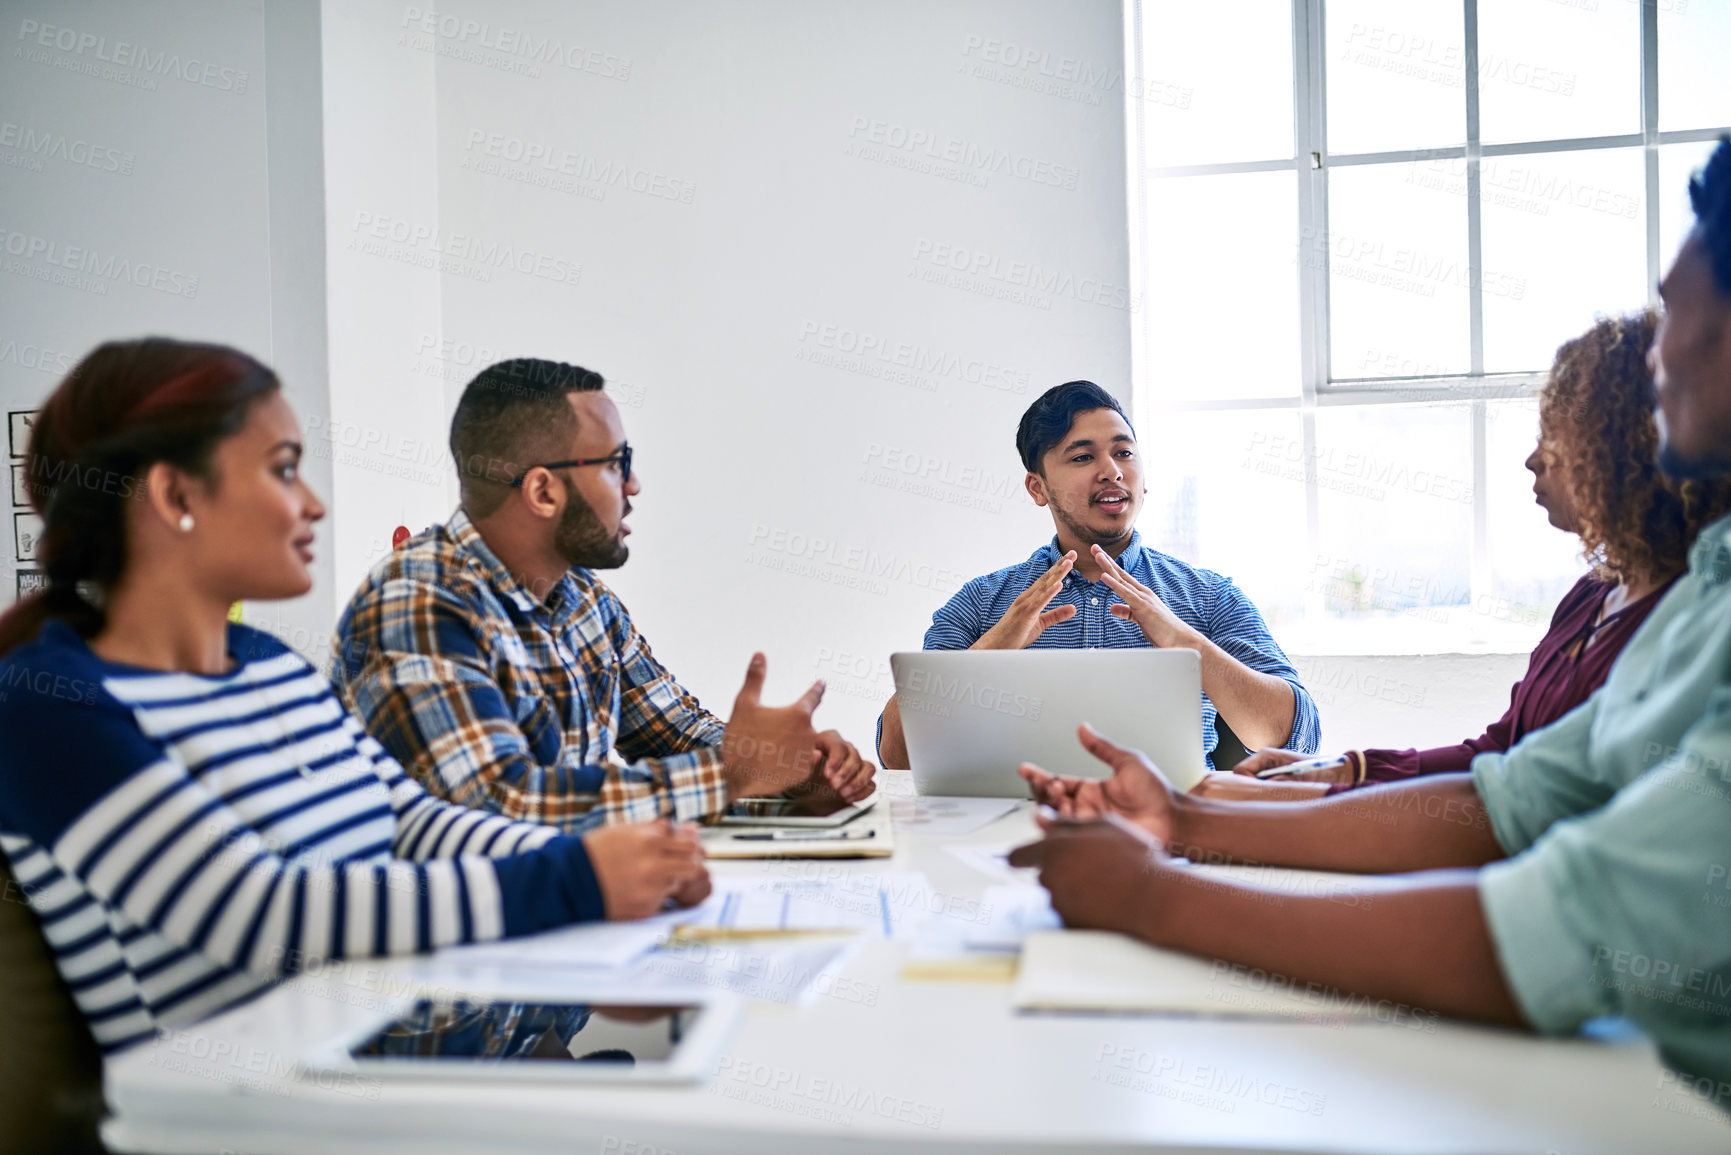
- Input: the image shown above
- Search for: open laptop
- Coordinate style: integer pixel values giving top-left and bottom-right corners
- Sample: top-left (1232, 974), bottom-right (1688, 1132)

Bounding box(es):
top-left (890, 649), bottom-right (1208, 798)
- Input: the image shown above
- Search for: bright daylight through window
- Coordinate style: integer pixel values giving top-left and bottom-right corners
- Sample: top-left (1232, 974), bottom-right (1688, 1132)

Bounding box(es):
top-left (1129, 0), bottom-right (1731, 654)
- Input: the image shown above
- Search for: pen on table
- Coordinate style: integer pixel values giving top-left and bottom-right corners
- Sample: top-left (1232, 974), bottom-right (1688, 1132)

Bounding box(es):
top-left (1255, 755), bottom-right (1348, 780)
top-left (731, 828), bottom-right (877, 841)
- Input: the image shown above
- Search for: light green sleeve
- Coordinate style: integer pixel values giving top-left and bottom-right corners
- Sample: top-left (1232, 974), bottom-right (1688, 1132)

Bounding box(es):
top-left (1478, 687), bottom-right (1731, 1083)
top-left (1470, 687), bottom-right (1619, 855)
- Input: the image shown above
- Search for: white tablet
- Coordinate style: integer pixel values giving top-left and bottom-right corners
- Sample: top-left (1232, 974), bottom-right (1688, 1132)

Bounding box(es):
top-left (299, 988), bottom-right (741, 1086)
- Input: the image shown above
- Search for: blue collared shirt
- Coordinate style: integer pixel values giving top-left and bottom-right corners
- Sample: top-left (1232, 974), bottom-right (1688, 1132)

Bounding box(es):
top-left (882, 531), bottom-right (1321, 770)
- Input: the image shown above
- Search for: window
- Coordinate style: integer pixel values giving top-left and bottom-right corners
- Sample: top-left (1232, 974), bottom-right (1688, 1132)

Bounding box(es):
top-left (1128, 0), bottom-right (1731, 653)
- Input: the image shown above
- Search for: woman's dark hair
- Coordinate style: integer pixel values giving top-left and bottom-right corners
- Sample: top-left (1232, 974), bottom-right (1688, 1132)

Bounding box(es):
top-left (1689, 135), bottom-right (1731, 297)
top-left (1015, 380), bottom-right (1134, 473)
top-left (0, 338), bottom-right (280, 656)
top-left (1540, 310), bottom-right (1731, 584)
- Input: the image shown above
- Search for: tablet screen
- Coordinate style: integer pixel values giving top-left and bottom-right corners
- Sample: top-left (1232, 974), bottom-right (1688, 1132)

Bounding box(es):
top-left (348, 1000), bottom-right (706, 1066)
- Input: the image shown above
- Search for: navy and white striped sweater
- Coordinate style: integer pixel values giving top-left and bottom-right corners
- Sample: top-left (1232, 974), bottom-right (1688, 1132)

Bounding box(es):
top-left (0, 620), bottom-right (605, 1052)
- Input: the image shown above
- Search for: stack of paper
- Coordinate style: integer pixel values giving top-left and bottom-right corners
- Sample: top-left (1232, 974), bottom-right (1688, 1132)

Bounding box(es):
top-left (900, 886), bottom-right (1059, 982)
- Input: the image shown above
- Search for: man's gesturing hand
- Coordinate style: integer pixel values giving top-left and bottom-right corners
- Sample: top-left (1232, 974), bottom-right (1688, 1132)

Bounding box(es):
top-left (586, 819), bottom-right (710, 920)
top-left (721, 653), bottom-right (828, 799)
top-left (1008, 814), bottom-right (1166, 938)
top-left (1091, 544), bottom-right (1198, 649)
top-left (1017, 722), bottom-right (1183, 842)
top-left (973, 551), bottom-right (1079, 650)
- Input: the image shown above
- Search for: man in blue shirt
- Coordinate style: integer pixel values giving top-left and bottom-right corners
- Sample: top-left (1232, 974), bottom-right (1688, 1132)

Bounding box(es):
top-left (877, 381), bottom-right (1320, 772)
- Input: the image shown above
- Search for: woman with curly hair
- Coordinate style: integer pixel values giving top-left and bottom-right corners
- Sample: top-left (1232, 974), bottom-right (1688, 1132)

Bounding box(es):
top-left (1208, 308), bottom-right (1731, 798)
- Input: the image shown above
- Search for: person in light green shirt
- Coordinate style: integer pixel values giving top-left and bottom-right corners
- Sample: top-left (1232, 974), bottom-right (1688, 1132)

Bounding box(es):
top-left (1009, 136), bottom-right (1731, 1098)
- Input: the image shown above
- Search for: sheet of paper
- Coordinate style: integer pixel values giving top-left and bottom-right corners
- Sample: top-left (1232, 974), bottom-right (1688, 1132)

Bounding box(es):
top-left (632, 937), bottom-right (856, 1005)
top-left (902, 886), bottom-right (1057, 982)
top-left (889, 796), bottom-right (1020, 836)
top-left (963, 886), bottom-right (1061, 951)
top-left (945, 841), bottom-right (1040, 884)
top-left (672, 871), bottom-right (934, 940)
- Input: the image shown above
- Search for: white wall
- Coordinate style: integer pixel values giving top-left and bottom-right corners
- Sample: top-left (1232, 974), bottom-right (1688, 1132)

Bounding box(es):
top-left (319, 0), bottom-right (1136, 744)
top-left (0, 0), bottom-right (1529, 758)
top-left (0, 0), bottom-right (334, 656)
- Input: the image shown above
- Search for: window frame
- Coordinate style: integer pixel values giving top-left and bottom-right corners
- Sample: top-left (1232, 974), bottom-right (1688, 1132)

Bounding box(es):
top-left (1126, 0), bottom-right (1729, 643)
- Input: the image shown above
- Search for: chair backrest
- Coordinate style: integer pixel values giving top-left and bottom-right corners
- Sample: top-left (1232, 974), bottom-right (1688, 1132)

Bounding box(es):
top-left (0, 858), bottom-right (106, 1154)
top-left (1211, 714), bottom-right (1253, 773)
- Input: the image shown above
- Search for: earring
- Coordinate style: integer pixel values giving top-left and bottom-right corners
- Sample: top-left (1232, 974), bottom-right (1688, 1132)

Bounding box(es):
top-left (178, 514), bottom-right (194, 532)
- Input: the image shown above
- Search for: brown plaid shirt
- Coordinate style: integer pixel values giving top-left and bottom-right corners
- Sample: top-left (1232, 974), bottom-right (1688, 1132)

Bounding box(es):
top-left (331, 508), bottom-right (728, 832)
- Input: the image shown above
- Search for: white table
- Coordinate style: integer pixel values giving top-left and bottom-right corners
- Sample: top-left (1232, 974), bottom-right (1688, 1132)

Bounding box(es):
top-left (102, 786), bottom-right (1731, 1154)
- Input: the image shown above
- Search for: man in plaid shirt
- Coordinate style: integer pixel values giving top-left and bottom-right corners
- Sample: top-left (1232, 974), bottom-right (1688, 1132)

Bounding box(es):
top-left (332, 358), bottom-right (874, 834)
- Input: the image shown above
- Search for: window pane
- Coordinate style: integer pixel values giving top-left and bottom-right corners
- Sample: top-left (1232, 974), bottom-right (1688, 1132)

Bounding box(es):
top-left (1478, 0), bottom-right (1637, 145)
top-left (1141, 0), bottom-right (1292, 167)
top-left (1485, 399), bottom-right (1584, 650)
top-left (1660, 140), bottom-right (1721, 276)
top-left (1327, 0), bottom-right (1465, 156)
top-left (1481, 148), bottom-right (1646, 373)
top-left (1659, 2), bottom-right (1731, 132)
top-left (1140, 410), bottom-right (1308, 631)
top-left (1327, 162), bottom-right (1470, 381)
top-left (1297, 404), bottom-right (1475, 653)
top-left (1145, 171), bottom-right (1300, 402)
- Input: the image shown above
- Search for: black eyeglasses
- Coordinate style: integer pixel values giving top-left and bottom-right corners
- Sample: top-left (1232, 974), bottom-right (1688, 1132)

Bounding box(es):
top-left (507, 443), bottom-right (632, 488)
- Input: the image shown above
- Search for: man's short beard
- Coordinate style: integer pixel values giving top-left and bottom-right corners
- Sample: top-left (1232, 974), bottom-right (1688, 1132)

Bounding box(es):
top-left (1659, 439), bottom-right (1731, 482)
top-left (555, 476), bottom-right (628, 569)
top-left (1050, 497), bottom-right (1134, 549)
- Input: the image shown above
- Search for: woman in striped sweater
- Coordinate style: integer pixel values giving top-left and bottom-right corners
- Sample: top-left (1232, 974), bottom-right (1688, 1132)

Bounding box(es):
top-left (0, 338), bottom-right (710, 1053)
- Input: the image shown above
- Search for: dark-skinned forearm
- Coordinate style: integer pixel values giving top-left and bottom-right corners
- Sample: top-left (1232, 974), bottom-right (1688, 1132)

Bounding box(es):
top-left (1172, 773), bottom-right (1506, 873)
top-left (1193, 636), bottom-right (1297, 752)
top-left (877, 695), bottom-right (909, 770)
top-left (1135, 864), bottom-right (1526, 1026)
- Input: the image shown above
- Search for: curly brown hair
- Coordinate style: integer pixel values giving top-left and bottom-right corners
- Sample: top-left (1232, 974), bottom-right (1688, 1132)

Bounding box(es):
top-left (1540, 309), bottom-right (1731, 585)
